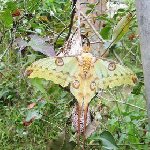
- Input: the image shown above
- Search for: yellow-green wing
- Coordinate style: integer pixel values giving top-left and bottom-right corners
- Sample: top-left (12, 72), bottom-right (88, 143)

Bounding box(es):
top-left (94, 59), bottom-right (137, 89)
top-left (70, 69), bottom-right (97, 109)
top-left (26, 57), bottom-right (79, 87)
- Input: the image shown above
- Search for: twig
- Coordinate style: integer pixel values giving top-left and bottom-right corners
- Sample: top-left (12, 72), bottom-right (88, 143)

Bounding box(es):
top-left (100, 91), bottom-right (146, 111)
top-left (112, 49), bottom-right (124, 65)
top-left (0, 28), bottom-right (15, 61)
top-left (86, 0), bottom-right (100, 18)
top-left (23, 0), bottom-right (27, 14)
top-left (122, 41), bottom-right (141, 63)
top-left (41, 118), bottom-right (63, 131)
top-left (108, 99), bottom-right (146, 111)
top-left (54, 25), bottom-right (69, 45)
top-left (86, 142), bottom-right (148, 147)
top-left (90, 41), bottom-right (103, 44)
top-left (53, 15), bottom-right (67, 27)
top-left (80, 11), bottom-right (103, 42)
top-left (0, 48), bottom-right (9, 61)
top-left (66, 0), bottom-right (77, 40)
top-left (118, 143), bottom-right (148, 146)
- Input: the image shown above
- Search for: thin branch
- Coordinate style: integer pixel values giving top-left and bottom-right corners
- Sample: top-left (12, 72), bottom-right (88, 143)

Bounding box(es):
top-left (118, 143), bottom-right (148, 146)
top-left (112, 49), bottom-right (124, 65)
top-left (66, 0), bottom-right (77, 40)
top-left (87, 142), bottom-right (148, 147)
top-left (54, 25), bottom-right (69, 44)
top-left (0, 47), bottom-right (9, 61)
top-left (80, 11), bottom-right (103, 42)
top-left (0, 28), bottom-right (15, 61)
top-left (90, 41), bottom-right (103, 44)
top-left (86, 0), bottom-right (100, 18)
top-left (99, 91), bottom-right (146, 111)
top-left (53, 15), bottom-right (67, 27)
top-left (41, 118), bottom-right (63, 131)
top-left (109, 99), bottom-right (146, 111)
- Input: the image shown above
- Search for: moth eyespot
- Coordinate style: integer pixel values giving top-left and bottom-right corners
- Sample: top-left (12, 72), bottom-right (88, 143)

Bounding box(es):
top-left (108, 62), bottom-right (116, 71)
top-left (25, 69), bottom-right (33, 76)
top-left (72, 80), bottom-right (80, 89)
top-left (90, 81), bottom-right (96, 91)
top-left (55, 58), bottom-right (64, 66)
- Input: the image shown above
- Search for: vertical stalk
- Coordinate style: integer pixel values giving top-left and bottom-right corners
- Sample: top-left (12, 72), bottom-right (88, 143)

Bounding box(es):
top-left (136, 0), bottom-right (150, 129)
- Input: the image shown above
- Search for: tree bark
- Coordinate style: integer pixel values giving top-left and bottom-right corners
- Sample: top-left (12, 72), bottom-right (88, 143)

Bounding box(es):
top-left (136, 0), bottom-right (150, 128)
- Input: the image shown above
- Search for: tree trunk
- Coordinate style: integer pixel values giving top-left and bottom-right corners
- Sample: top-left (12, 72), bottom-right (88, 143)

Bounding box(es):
top-left (136, 0), bottom-right (150, 128)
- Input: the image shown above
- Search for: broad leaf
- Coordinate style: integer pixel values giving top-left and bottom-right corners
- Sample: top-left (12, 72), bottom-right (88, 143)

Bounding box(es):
top-left (28, 34), bottom-right (55, 56)
top-left (25, 110), bottom-right (42, 122)
top-left (30, 78), bottom-right (47, 94)
top-left (100, 26), bottom-right (112, 40)
top-left (5, 1), bottom-right (17, 11)
top-left (132, 81), bottom-right (144, 95)
top-left (112, 13), bottom-right (132, 44)
top-left (15, 35), bottom-right (55, 56)
top-left (99, 131), bottom-right (118, 150)
top-left (0, 10), bottom-right (13, 28)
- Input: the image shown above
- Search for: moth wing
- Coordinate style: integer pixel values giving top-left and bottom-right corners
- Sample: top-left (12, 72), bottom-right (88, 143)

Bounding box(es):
top-left (26, 57), bottom-right (79, 87)
top-left (94, 59), bottom-right (137, 89)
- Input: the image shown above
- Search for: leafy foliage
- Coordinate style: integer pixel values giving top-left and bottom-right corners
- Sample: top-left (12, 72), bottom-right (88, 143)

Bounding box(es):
top-left (0, 0), bottom-right (149, 150)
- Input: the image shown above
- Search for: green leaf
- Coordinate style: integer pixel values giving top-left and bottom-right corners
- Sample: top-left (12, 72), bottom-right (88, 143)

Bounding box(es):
top-left (112, 13), bottom-right (132, 45)
top-left (97, 15), bottom-right (114, 24)
top-left (86, 9), bottom-right (92, 15)
top-left (25, 110), bottom-right (42, 122)
top-left (49, 0), bottom-right (54, 3)
top-left (100, 26), bottom-right (112, 40)
top-left (99, 131), bottom-right (118, 150)
top-left (124, 116), bottom-right (131, 123)
top-left (37, 99), bottom-right (46, 109)
top-left (5, 1), bottom-right (17, 11)
top-left (87, 3), bottom-right (95, 9)
top-left (0, 62), bottom-right (5, 70)
top-left (132, 81), bottom-right (144, 95)
top-left (0, 10), bottom-right (13, 28)
top-left (30, 78), bottom-right (47, 94)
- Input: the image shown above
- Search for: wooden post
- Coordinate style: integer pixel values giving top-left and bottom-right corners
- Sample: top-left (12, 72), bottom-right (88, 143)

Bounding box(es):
top-left (136, 0), bottom-right (150, 128)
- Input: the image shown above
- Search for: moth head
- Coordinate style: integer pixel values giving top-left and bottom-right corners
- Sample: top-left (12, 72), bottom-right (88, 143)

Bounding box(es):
top-left (90, 81), bottom-right (96, 91)
top-left (72, 80), bottom-right (80, 89)
top-left (55, 57), bottom-right (64, 66)
top-left (83, 45), bottom-right (91, 53)
top-left (108, 62), bottom-right (116, 71)
top-left (81, 34), bottom-right (91, 53)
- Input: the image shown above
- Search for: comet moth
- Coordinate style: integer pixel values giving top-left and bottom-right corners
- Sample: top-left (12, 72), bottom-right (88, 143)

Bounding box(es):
top-left (26, 32), bottom-right (137, 142)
